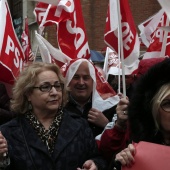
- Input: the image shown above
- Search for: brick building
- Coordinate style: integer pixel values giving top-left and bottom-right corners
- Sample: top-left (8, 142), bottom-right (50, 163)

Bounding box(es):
top-left (41, 0), bottom-right (161, 54)
top-left (8, 0), bottom-right (161, 55)
top-left (80, 0), bottom-right (161, 52)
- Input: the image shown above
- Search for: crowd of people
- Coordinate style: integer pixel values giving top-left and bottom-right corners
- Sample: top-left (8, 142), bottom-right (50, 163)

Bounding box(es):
top-left (0, 56), bottom-right (169, 170)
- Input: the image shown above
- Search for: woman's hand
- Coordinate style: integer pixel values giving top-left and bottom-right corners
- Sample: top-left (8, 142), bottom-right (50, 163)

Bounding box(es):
top-left (115, 95), bottom-right (129, 129)
top-left (0, 132), bottom-right (8, 160)
top-left (115, 144), bottom-right (135, 167)
top-left (77, 160), bottom-right (98, 170)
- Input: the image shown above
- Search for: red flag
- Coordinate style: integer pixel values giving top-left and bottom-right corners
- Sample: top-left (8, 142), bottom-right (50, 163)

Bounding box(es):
top-left (33, 2), bottom-right (50, 33)
top-left (57, 0), bottom-right (90, 59)
top-left (33, 0), bottom-right (90, 60)
top-left (35, 31), bottom-right (71, 67)
top-left (0, 0), bottom-right (25, 84)
top-left (103, 47), bottom-right (139, 78)
top-left (21, 17), bottom-right (35, 63)
top-left (104, 0), bottom-right (140, 67)
top-left (142, 12), bottom-right (170, 59)
top-left (138, 10), bottom-right (164, 47)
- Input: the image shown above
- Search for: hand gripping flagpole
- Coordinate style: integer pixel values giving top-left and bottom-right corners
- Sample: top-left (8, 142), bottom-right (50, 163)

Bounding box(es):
top-left (117, 0), bottom-right (126, 97)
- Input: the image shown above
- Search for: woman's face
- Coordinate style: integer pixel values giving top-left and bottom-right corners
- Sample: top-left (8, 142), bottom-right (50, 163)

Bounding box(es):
top-left (159, 95), bottom-right (170, 133)
top-left (27, 70), bottom-right (62, 116)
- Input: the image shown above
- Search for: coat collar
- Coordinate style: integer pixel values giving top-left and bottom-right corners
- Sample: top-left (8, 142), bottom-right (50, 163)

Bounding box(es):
top-left (11, 112), bottom-right (82, 160)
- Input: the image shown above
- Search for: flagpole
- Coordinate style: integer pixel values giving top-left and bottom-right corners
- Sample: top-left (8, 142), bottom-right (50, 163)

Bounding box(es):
top-left (115, 0), bottom-right (121, 94)
top-left (117, 0), bottom-right (126, 97)
top-left (160, 16), bottom-right (169, 57)
top-left (117, 20), bottom-right (121, 94)
top-left (103, 47), bottom-right (109, 80)
top-left (34, 4), bottom-right (52, 60)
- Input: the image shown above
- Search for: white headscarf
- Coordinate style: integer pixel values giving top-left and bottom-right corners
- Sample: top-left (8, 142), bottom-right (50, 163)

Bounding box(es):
top-left (65, 58), bottom-right (119, 111)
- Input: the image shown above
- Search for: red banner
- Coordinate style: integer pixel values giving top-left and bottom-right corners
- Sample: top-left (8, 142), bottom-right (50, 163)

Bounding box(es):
top-left (104, 0), bottom-right (139, 67)
top-left (123, 141), bottom-right (170, 170)
top-left (0, 0), bottom-right (25, 84)
top-left (140, 11), bottom-right (170, 59)
top-left (34, 0), bottom-right (90, 60)
top-left (34, 2), bottom-right (49, 29)
top-left (21, 17), bottom-right (34, 63)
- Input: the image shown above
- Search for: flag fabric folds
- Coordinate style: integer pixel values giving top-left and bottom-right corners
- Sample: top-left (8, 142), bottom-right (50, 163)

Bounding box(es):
top-left (21, 17), bottom-right (35, 64)
top-left (157, 0), bottom-right (170, 21)
top-left (33, 0), bottom-right (90, 60)
top-left (138, 10), bottom-right (164, 48)
top-left (0, 0), bottom-right (25, 84)
top-left (103, 47), bottom-right (139, 79)
top-left (35, 31), bottom-right (71, 67)
top-left (140, 10), bottom-right (170, 59)
top-left (104, 0), bottom-right (140, 67)
top-left (33, 2), bottom-right (50, 34)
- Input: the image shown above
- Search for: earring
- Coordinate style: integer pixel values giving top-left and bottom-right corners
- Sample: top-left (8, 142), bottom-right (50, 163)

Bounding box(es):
top-left (58, 105), bottom-right (63, 113)
top-left (28, 102), bottom-right (33, 111)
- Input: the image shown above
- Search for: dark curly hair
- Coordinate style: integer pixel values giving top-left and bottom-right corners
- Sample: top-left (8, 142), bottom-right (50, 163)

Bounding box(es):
top-left (128, 58), bottom-right (170, 143)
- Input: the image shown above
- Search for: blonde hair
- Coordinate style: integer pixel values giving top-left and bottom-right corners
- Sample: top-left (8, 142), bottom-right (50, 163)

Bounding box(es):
top-left (10, 62), bottom-right (67, 114)
top-left (152, 83), bottom-right (170, 129)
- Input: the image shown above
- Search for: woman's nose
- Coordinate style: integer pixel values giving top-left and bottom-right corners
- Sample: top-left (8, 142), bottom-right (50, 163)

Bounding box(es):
top-left (50, 86), bottom-right (58, 94)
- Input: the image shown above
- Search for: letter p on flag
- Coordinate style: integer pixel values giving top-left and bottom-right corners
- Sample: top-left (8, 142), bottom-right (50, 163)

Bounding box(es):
top-left (0, 0), bottom-right (25, 85)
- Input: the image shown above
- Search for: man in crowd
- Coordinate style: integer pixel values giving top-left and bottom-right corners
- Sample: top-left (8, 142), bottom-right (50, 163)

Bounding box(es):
top-left (64, 58), bottom-right (119, 137)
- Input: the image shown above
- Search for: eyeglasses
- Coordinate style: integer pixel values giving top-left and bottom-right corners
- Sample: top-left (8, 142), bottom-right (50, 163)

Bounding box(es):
top-left (33, 82), bottom-right (64, 92)
top-left (160, 99), bottom-right (170, 112)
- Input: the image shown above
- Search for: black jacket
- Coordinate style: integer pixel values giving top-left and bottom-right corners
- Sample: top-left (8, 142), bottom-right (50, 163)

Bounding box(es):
top-left (0, 109), bottom-right (108, 170)
top-left (65, 99), bottom-right (116, 137)
top-left (0, 83), bottom-right (16, 125)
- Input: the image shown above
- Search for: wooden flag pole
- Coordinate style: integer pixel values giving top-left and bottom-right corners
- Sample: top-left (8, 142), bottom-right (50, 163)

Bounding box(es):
top-left (117, 0), bottom-right (126, 97)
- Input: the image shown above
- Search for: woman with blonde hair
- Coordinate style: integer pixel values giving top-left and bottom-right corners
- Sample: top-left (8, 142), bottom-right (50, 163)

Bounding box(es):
top-left (114, 58), bottom-right (170, 169)
top-left (0, 62), bottom-right (107, 170)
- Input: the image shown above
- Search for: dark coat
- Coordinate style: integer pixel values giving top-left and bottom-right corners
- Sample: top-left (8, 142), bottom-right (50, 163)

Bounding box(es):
top-left (65, 100), bottom-right (116, 137)
top-left (109, 58), bottom-right (170, 170)
top-left (0, 83), bottom-right (16, 125)
top-left (128, 58), bottom-right (170, 143)
top-left (0, 110), bottom-right (107, 170)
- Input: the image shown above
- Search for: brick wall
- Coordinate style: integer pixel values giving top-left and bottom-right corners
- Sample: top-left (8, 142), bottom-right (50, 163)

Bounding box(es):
top-left (129, 0), bottom-right (161, 26)
top-left (45, 0), bottom-right (161, 52)
top-left (81, 0), bottom-right (109, 52)
top-left (44, 25), bottom-right (58, 48)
